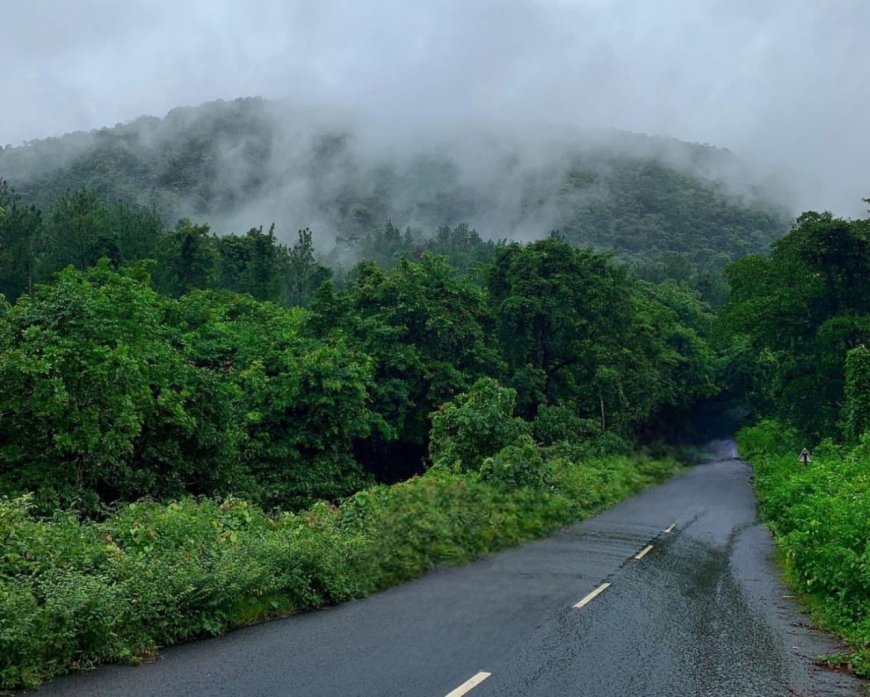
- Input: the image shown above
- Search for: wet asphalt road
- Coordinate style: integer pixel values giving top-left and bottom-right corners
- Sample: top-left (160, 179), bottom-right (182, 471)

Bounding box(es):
top-left (31, 441), bottom-right (866, 697)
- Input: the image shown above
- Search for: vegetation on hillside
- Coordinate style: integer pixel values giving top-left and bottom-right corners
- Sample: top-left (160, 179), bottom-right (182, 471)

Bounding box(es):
top-left (0, 98), bottom-right (788, 302)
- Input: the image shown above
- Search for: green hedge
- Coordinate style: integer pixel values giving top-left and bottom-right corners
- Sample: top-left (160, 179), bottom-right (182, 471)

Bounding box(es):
top-left (0, 453), bottom-right (676, 689)
top-left (739, 421), bottom-right (870, 677)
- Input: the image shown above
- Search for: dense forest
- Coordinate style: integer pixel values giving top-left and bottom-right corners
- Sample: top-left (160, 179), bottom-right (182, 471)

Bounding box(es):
top-left (0, 210), bottom-right (716, 512)
top-left (0, 105), bottom-right (867, 687)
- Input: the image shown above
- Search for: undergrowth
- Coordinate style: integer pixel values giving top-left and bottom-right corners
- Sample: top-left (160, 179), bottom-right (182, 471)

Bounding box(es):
top-left (0, 452), bottom-right (677, 690)
top-left (739, 421), bottom-right (870, 680)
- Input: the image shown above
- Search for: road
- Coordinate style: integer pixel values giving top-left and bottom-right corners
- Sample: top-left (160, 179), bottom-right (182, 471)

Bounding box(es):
top-left (31, 441), bottom-right (865, 696)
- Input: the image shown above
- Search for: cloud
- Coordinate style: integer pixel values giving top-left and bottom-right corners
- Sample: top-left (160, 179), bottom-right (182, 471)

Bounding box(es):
top-left (2, 0), bottom-right (868, 215)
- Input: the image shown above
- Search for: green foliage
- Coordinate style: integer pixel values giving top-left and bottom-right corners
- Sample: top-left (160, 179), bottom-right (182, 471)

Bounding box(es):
top-left (286, 228), bottom-right (331, 307)
top-left (429, 378), bottom-right (530, 471)
top-left (556, 156), bottom-right (785, 273)
top-left (43, 190), bottom-right (116, 271)
top-left (843, 345), bottom-right (870, 443)
top-left (479, 435), bottom-right (551, 489)
top-left (739, 422), bottom-right (870, 676)
top-left (0, 228), bottom-right (718, 507)
top-left (532, 405), bottom-right (597, 446)
top-left (488, 239), bottom-right (717, 428)
top-left (721, 211), bottom-right (870, 439)
top-left (0, 180), bottom-right (41, 299)
top-left (0, 262), bottom-right (244, 511)
top-left (165, 290), bottom-right (376, 509)
top-left (157, 219), bottom-right (220, 295)
top-left (0, 451), bottom-right (677, 690)
top-left (314, 255), bottom-right (503, 479)
top-left (0, 265), bottom-right (376, 512)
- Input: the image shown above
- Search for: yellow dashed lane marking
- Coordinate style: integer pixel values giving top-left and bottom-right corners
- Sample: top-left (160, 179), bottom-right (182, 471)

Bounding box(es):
top-left (664, 523), bottom-right (677, 533)
top-left (634, 544), bottom-right (654, 560)
top-left (573, 582), bottom-right (611, 609)
top-left (445, 672), bottom-right (492, 697)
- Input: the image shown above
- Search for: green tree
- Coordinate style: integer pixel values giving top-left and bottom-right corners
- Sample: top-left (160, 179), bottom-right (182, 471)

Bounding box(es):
top-left (843, 345), bottom-right (870, 443)
top-left (286, 228), bottom-right (331, 307)
top-left (157, 219), bottom-right (219, 296)
top-left (0, 180), bottom-right (42, 299)
top-left (112, 202), bottom-right (164, 264)
top-left (721, 211), bottom-right (870, 438)
top-left (170, 291), bottom-right (375, 509)
top-left (215, 225), bottom-right (289, 302)
top-left (43, 190), bottom-right (115, 272)
top-left (0, 262), bottom-right (244, 510)
top-left (313, 254), bottom-right (499, 480)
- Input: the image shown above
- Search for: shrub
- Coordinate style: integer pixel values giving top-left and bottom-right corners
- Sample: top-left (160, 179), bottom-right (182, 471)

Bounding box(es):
top-left (843, 345), bottom-right (870, 444)
top-left (0, 451), bottom-right (676, 690)
top-left (429, 377), bottom-right (530, 470)
top-left (738, 422), bottom-right (870, 677)
top-left (532, 405), bottom-right (598, 446)
top-left (479, 435), bottom-right (551, 489)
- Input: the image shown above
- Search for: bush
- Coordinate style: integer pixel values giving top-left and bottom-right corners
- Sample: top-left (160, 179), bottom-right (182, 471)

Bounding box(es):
top-left (532, 405), bottom-right (598, 446)
top-left (739, 422), bottom-right (870, 677)
top-left (0, 451), bottom-right (677, 690)
top-left (429, 378), bottom-right (530, 470)
top-left (479, 436), bottom-right (551, 489)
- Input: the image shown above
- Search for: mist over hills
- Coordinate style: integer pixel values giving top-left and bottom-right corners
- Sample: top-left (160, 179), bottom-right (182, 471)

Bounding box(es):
top-left (0, 97), bottom-right (789, 271)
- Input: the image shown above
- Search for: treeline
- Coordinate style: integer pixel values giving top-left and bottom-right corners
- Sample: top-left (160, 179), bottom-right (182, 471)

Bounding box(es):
top-left (721, 206), bottom-right (870, 440)
top-left (0, 182), bottom-right (498, 306)
top-left (0, 182), bottom-right (328, 305)
top-left (0, 218), bottom-right (716, 513)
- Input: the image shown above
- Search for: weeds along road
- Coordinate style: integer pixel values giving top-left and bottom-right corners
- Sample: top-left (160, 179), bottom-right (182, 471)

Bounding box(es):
top-left (31, 442), bottom-right (866, 697)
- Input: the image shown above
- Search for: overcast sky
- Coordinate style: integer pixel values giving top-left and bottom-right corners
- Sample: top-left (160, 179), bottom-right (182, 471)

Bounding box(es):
top-left (2, 0), bottom-right (868, 215)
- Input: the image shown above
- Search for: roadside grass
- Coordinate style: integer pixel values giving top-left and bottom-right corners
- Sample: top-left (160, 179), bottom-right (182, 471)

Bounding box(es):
top-left (0, 452), bottom-right (678, 690)
top-left (738, 421), bottom-right (870, 681)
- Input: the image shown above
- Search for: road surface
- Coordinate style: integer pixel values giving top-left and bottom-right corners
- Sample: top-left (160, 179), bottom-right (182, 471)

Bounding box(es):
top-left (31, 441), bottom-right (865, 696)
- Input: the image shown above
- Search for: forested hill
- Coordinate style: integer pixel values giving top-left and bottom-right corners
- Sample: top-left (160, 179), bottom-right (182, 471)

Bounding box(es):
top-left (0, 97), bottom-right (788, 270)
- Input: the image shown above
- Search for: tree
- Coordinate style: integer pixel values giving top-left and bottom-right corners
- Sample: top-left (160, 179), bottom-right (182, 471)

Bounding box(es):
top-left (215, 225), bottom-right (289, 302)
top-left (43, 190), bottom-right (115, 272)
top-left (721, 211), bottom-right (870, 438)
top-left (429, 378), bottom-right (529, 471)
top-left (313, 254), bottom-right (499, 480)
top-left (286, 228), bottom-right (331, 307)
top-left (0, 180), bottom-right (42, 299)
top-left (158, 219), bottom-right (219, 296)
top-left (0, 263), bottom-right (244, 510)
top-left (112, 202), bottom-right (164, 264)
top-left (171, 291), bottom-right (375, 508)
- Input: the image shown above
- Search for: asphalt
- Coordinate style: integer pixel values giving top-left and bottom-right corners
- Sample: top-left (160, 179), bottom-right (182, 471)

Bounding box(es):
top-left (30, 440), bottom-right (866, 696)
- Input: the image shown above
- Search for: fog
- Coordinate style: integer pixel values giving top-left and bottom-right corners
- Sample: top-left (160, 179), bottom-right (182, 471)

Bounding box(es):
top-left (2, 0), bottom-right (868, 217)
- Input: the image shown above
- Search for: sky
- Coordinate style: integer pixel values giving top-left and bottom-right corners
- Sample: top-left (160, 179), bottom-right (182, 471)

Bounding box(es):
top-left (2, 0), bottom-right (868, 215)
